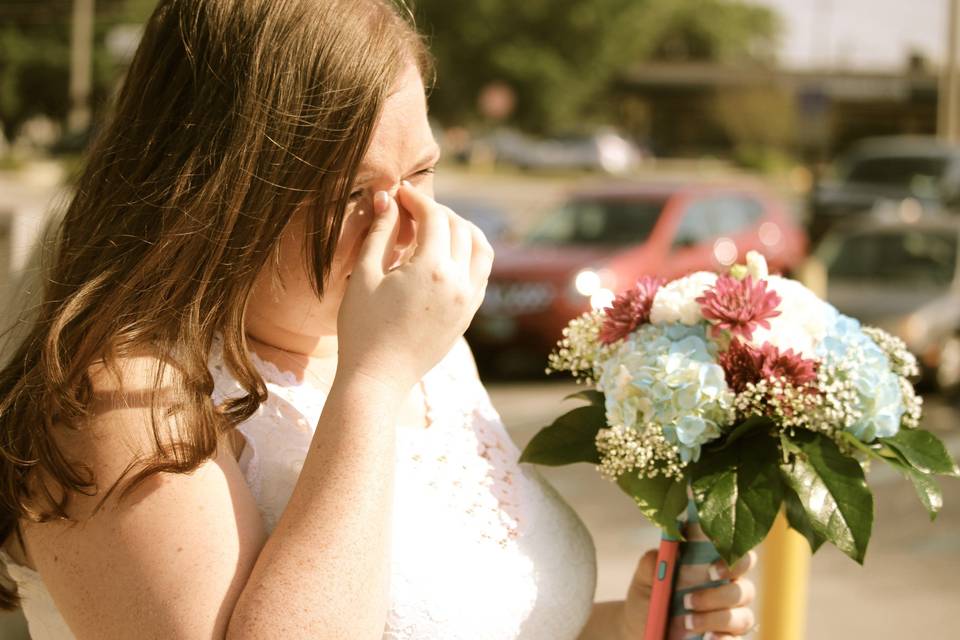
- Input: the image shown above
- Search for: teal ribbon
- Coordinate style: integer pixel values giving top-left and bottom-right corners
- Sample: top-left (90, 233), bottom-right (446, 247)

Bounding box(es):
top-left (662, 496), bottom-right (731, 640)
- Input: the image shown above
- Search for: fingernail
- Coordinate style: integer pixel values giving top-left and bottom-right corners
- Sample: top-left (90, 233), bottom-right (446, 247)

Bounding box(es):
top-left (683, 593), bottom-right (694, 611)
top-left (703, 633), bottom-right (716, 640)
top-left (401, 179), bottom-right (412, 188)
top-left (708, 564), bottom-right (723, 581)
top-left (374, 190), bottom-right (390, 213)
top-left (684, 614), bottom-right (694, 630)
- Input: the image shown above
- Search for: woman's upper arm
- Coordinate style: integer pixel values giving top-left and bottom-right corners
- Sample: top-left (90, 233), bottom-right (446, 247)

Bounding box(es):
top-left (20, 383), bottom-right (267, 639)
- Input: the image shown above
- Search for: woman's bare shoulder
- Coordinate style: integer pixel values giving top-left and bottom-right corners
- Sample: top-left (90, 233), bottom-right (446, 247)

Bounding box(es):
top-left (8, 349), bottom-right (267, 637)
top-left (18, 349), bottom-right (237, 525)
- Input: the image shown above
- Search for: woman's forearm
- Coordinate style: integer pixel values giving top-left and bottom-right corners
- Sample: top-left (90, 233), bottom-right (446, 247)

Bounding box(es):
top-left (579, 600), bottom-right (626, 640)
top-left (227, 371), bottom-right (405, 639)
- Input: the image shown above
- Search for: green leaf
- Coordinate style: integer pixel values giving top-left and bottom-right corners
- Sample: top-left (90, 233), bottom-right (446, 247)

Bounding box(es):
top-left (886, 456), bottom-right (943, 521)
top-left (616, 472), bottom-right (688, 539)
top-left (519, 404), bottom-right (605, 466)
top-left (713, 415), bottom-right (775, 451)
top-left (779, 430), bottom-right (874, 565)
top-left (689, 433), bottom-right (784, 566)
top-left (879, 429), bottom-right (960, 477)
top-left (783, 486), bottom-right (826, 553)
top-left (563, 389), bottom-right (605, 406)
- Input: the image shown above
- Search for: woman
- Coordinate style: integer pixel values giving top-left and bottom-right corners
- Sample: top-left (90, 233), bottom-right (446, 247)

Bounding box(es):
top-left (0, 1), bottom-right (756, 638)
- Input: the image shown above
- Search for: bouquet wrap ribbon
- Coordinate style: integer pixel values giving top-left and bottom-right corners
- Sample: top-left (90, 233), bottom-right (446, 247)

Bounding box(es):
top-left (647, 493), bottom-right (731, 640)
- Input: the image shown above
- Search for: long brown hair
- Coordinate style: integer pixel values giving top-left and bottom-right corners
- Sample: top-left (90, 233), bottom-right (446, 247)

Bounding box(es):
top-left (0, 0), bottom-right (431, 609)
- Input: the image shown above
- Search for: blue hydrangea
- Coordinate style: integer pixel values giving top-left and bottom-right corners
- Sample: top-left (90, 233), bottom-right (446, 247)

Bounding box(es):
top-left (597, 322), bottom-right (734, 463)
top-left (816, 311), bottom-right (905, 441)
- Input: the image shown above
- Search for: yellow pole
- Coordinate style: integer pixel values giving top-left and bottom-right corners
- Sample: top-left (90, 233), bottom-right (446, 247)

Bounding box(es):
top-left (758, 509), bottom-right (811, 640)
top-left (755, 257), bottom-right (821, 639)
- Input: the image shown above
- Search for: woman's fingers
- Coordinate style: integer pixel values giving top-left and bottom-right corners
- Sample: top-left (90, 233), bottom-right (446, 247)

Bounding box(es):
top-left (397, 180), bottom-right (449, 259)
top-left (468, 223), bottom-right (494, 294)
top-left (684, 577), bottom-right (755, 613)
top-left (355, 190), bottom-right (400, 279)
top-left (683, 605), bottom-right (755, 637)
top-left (712, 550), bottom-right (758, 581)
top-left (449, 208), bottom-right (474, 266)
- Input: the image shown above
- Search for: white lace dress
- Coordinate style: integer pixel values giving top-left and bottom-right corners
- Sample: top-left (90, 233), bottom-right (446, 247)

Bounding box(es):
top-left (0, 336), bottom-right (598, 639)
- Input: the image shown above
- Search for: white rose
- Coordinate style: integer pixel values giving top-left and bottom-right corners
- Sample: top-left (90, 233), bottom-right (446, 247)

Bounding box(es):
top-left (745, 250), bottom-right (769, 280)
top-left (748, 275), bottom-right (831, 358)
top-left (650, 271), bottom-right (717, 325)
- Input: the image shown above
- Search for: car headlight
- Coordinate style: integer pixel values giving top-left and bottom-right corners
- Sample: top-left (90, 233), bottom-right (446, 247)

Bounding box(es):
top-left (572, 268), bottom-right (617, 297)
top-left (574, 269), bottom-right (603, 296)
top-left (590, 288), bottom-right (616, 310)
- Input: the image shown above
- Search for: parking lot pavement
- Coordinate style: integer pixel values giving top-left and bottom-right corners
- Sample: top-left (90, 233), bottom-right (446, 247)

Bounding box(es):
top-left (487, 379), bottom-right (960, 640)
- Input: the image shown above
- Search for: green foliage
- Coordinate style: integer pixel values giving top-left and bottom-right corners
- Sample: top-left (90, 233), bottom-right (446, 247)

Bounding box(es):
top-left (779, 430), bottom-right (874, 564)
top-left (0, 21), bottom-right (71, 138)
top-left (519, 392), bottom-right (605, 466)
top-left (414, 0), bottom-right (780, 134)
top-left (690, 432), bottom-right (783, 566)
top-left (2, 1), bottom-right (781, 140)
top-left (879, 429), bottom-right (960, 477)
top-left (616, 471), bottom-right (688, 539)
top-left (887, 456), bottom-right (943, 522)
top-left (713, 415), bottom-right (774, 451)
top-left (520, 380), bottom-right (954, 567)
top-left (783, 486), bottom-right (826, 553)
top-left (0, 0), bottom-right (157, 139)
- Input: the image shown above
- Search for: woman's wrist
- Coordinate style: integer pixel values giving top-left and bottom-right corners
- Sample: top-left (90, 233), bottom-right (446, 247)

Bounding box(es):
top-left (331, 365), bottom-right (412, 405)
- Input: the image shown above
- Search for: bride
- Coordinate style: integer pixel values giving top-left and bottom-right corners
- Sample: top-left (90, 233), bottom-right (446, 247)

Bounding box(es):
top-left (0, 1), bottom-right (756, 638)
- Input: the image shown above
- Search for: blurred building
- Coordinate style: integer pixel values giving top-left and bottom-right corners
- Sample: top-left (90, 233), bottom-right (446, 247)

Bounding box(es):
top-left (620, 57), bottom-right (939, 160)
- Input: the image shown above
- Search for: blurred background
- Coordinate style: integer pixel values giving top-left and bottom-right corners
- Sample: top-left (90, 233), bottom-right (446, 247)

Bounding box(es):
top-left (1, 0), bottom-right (958, 638)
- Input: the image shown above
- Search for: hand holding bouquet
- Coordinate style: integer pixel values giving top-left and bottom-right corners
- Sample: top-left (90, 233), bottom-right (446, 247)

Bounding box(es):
top-left (520, 252), bottom-right (959, 637)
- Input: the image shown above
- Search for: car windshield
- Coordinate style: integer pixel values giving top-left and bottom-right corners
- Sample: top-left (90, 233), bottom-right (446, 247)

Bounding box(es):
top-left (824, 230), bottom-right (958, 287)
top-left (843, 155), bottom-right (948, 193)
top-left (525, 198), bottom-right (665, 246)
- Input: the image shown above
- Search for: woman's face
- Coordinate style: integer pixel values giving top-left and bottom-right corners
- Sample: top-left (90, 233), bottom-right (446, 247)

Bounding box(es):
top-left (244, 63), bottom-right (440, 355)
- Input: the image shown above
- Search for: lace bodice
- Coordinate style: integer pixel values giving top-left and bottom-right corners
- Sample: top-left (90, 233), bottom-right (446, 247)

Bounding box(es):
top-left (0, 336), bottom-right (598, 639)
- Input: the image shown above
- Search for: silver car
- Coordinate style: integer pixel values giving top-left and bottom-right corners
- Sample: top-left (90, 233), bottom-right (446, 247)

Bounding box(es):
top-left (815, 217), bottom-right (960, 395)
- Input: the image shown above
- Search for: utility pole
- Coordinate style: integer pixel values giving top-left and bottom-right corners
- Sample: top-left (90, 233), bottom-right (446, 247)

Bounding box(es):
top-left (940, 0), bottom-right (960, 143)
top-left (68, 0), bottom-right (94, 136)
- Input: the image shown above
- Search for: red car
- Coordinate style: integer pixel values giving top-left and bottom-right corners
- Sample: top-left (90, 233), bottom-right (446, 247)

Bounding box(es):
top-left (467, 181), bottom-right (808, 375)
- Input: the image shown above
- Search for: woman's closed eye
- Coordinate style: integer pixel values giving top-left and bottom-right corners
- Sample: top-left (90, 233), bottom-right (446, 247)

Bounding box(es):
top-left (347, 166), bottom-right (436, 202)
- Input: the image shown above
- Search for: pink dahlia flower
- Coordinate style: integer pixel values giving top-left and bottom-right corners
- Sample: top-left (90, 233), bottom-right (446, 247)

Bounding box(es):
top-left (599, 275), bottom-right (666, 345)
top-left (758, 342), bottom-right (818, 387)
top-left (719, 339), bottom-right (819, 392)
top-left (717, 338), bottom-right (764, 392)
top-left (696, 275), bottom-right (781, 340)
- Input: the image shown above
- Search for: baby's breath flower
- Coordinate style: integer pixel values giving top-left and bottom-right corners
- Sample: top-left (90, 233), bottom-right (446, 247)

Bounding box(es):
top-left (734, 377), bottom-right (824, 432)
top-left (595, 423), bottom-right (685, 481)
top-left (899, 376), bottom-right (923, 429)
top-left (862, 326), bottom-right (920, 378)
top-left (546, 309), bottom-right (610, 383)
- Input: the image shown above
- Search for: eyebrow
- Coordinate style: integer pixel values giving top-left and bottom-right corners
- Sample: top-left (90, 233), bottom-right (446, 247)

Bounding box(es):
top-left (354, 144), bottom-right (442, 185)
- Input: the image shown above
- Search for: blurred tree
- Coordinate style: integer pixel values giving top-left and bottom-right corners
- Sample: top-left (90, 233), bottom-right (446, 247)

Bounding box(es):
top-left (0, 0), bottom-right (156, 141)
top-left (0, 0), bottom-right (781, 141)
top-left (415, 0), bottom-right (780, 134)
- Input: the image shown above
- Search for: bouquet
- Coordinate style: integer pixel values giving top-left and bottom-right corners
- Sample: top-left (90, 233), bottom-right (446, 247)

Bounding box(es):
top-left (519, 251), bottom-right (958, 633)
